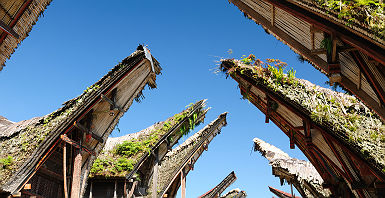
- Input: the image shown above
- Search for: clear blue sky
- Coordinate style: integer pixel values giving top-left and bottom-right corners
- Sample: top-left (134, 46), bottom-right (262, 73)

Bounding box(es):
top-left (0, 0), bottom-right (334, 197)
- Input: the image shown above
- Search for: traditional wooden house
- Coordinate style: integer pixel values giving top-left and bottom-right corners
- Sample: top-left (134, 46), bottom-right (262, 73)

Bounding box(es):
top-left (253, 137), bottom-right (331, 198)
top-left (269, 186), bottom-right (301, 198)
top-left (220, 58), bottom-right (385, 197)
top-left (154, 112), bottom-right (228, 198)
top-left (84, 100), bottom-right (209, 198)
top-left (228, 0), bottom-right (385, 121)
top-left (0, 45), bottom-right (161, 198)
top-left (198, 171), bottom-right (237, 198)
top-left (219, 189), bottom-right (247, 198)
top-left (0, 0), bottom-right (52, 71)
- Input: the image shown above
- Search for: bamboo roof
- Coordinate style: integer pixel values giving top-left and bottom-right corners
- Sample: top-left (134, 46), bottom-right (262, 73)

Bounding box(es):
top-left (221, 58), bottom-right (385, 196)
top-left (253, 137), bottom-right (331, 198)
top-left (198, 171), bottom-right (237, 198)
top-left (0, 0), bottom-right (52, 71)
top-left (229, 0), bottom-right (385, 122)
top-left (89, 100), bottom-right (209, 178)
top-left (220, 188), bottom-right (247, 198)
top-left (155, 112), bottom-right (228, 198)
top-left (0, 46), bottom-right (161, 194)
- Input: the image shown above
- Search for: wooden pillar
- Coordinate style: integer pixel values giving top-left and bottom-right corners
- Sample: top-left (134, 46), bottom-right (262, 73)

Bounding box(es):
top-left (181, 170), bottom-right (186, 198)
top-left (123, 181), bottom-right (127, 198)
top-left (70, 149), bottom-right (82, 198)
top-left (89, 182), bottom-right (93, 198)
top-left (128, 181), bottom-right (137, 198)
top-left (63, 143), bottom-right (68, 198)
top-left (152, 150), bottom-right (159, 198)
top-left (113, 180), bottom-right (117, 198)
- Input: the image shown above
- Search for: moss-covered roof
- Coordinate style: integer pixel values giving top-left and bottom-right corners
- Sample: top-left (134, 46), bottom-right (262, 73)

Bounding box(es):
top-left (221, 57), bottom-right (385, 175)
top-left (154, 112), bottom-right (227, 197)
top-left (297, 0), bottom-right (385, 40)
top-left (253, 137), bottom-right (331, 198)
top-left (0, 46), bottom-right (161, 192)
top-left (89, 100), bottom-right (208, 178)
top-left (220, 189), bottom-right (247, 198)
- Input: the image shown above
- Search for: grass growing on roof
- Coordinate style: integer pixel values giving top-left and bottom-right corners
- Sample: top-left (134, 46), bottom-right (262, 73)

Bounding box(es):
top-left (312, 0), bottom-right (385, 38)
top-left (89, 102), bottom-right (205, 178)
top-left (221, 55), bottom-right (385, 170)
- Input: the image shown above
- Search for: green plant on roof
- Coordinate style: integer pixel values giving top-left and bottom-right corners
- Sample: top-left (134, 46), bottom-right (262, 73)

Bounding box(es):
top-left (313, 0), bottom-right (385, 38)
top-left (0, 156), bottom-right (13, 170)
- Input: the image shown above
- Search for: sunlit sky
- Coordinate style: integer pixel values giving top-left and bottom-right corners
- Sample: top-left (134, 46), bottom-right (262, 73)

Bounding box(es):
top-left (0, 0), bottom-right (336, 197)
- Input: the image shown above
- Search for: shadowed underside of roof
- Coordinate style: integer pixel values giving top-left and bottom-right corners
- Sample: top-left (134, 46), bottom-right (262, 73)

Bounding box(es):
top-left (155, 112), bottom-right (228, 198)
top-left (229, 0), bottom-right (385, 122)
top-left (0, 0), bottom-right (53, 71)
top-left (198, 171), bottom-right (237, 198)
top-left (0, 46), bottom-right (161, 195)
top-left (269, 186), bottom-right (302, 198)
top-left (253, 137), bottom-right (331, 198)
top-left (220, 58), bottom-right (385, 197)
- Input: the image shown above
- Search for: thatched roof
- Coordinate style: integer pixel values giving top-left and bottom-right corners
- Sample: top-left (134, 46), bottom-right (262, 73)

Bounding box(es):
top-left (0, 0), bottom-right (53, 71)
top-left (229, 0), bottom-right (385, 122)
top-left (220, 188), bottom-right (247, 198)
top-left (154, 112), bottom-right (228, 198)
top-left (253, 137), bottom-right (331, 198)
top-left (199, 171), bottom-right (237, 198)
top-left (89, 100), bottom-right (209, 178)
top-left (221, 58), bottom-right (385, 178)
top-left (269, 186), bottom-right (301, 198)
top-left (0, 46), bottom-right (161, 194)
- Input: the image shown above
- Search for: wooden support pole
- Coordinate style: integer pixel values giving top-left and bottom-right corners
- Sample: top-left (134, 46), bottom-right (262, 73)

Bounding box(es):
top-left (123, 181), bottom-right (127, 198)
top-left (89, 182), bottom-right (93, 198)
top-left (113, 180), bottom-right (117, 198)
top-left (331, 34), bottom-right (338, 63)
top-left (181, 171), bottom-right (186, 198)
top-left (310, 25), bottom-right (315, 50)
top-left (265, 95), bottom-right (271, 123)
top-left (70, 149), bottom-right (82, 198)
top-left (63, 143), bottom-right (68, 198)
top-left (152, 150), bottom-right (159, 198)
top-left (128, 181), bottom-right (137, 198)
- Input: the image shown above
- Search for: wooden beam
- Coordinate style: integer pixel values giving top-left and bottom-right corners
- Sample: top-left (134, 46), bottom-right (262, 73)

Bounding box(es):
top-left (60, 134), bottom-right (95, 155)
top-left (128, 181), bottom-right (137, 198)
top-left (63, 143), bottom-right (68, 198)
top-left (70, 150), bottom-right (82, 198)
top-left (0, 20), bottom-right (19, 39)
top-left (181, 171), bottom-right (186, 198)
top-left (152, 150), bottom-right (159, 198)
top-left (350, 51), bottom-right (385, 106)
top-left (265, 95), bottom-right (271, 123)
top-left (101, 94), bottom-right (125, 112)
top-left (113, 180), bottom-right (117, 198)
top-left (73, 121), bottom-right (104, 143)
top-left (89, 182), bottom-right (92, 198)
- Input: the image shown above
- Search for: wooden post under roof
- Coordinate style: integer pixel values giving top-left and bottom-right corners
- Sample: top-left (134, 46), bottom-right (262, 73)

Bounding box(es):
top-left (70, 149), bottom-right (82, 198)
top-left (114, 180), bottom-right (117, 198)
top-left (181, 170), bottom-right (186, 198)
top-left (89, 182), bottom-right (93, 198)
top-left (63, 142), bottom-right (68, 198)
top-left (152, 150), bottom-right (159, 198)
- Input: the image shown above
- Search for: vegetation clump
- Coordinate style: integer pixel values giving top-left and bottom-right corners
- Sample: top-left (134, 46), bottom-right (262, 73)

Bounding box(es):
top-left (221, 55), bottom-right (385, 170)
top-left (313, 0), bottom-right (385, 38)
top-left (0, 156), bottom-right (13, 169)
top-left (90, 102), bottom-right (205, 178)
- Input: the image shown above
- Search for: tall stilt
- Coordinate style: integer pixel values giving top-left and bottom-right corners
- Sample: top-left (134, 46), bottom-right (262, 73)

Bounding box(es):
top-left (181, 170), bottom-right (186, 198)
top-left (152, 151), bottom-right (159, 198)
top-left (63, 143), bottom-right (68, 198)
top-left (70, 149), bottom-right (82, 198)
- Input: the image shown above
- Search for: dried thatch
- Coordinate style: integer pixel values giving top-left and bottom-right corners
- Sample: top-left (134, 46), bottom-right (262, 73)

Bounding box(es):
top-left (152, 112), bottom-right (228, 198)
top-left (221, 58), bottom-right (385, 178)
top-left (0, 46), bottom-right (161, 194)
top-left (199, 171), bottom-right (237, 198)
top-left (253, 137), bottom-right (331, 198)
top-left (220, 188), bottom-right (247, 198)
top-left (89, 100), bottom-right (209, 178)
top-left (0, 0), bottom-right (53, 71)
